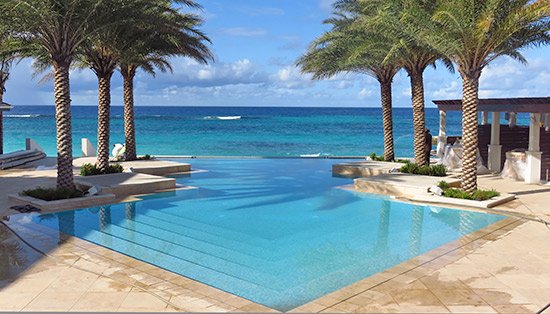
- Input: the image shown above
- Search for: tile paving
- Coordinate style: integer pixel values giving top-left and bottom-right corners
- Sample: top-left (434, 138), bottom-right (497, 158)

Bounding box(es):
top-left (1, 161), bottom-right (550, 312)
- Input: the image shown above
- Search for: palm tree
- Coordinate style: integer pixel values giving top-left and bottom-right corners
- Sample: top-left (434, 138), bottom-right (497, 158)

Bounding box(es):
top-left (298, 2), bottom-right (400, 161)
top-left (401, 0), bottom-right (550, 192)
top-left (359, 0), bottom-right (454, 166)
top-left (118, 1), bottom-right (213, 161)
top-left (81, 45), bottom-right (117, 173)
top-left (1, 0), bottom-right (126, 189)
top-left (80, 1), bottom-right (166, 173)
top-left (0, 30), bottom-right (20, 155)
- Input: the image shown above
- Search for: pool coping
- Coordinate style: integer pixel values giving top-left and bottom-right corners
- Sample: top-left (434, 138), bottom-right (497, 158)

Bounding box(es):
top-left (2, 209), bottom-right (523, 313)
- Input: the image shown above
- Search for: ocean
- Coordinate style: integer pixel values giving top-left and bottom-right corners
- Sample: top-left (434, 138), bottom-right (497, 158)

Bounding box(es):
top-left (4, 106), bottom-right (465, 157)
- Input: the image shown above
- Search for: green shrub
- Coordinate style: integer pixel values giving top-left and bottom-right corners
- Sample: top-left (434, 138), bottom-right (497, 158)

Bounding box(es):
top-left (80, 163), bottom-right (124, 176)
top-left (436, 181), bottom-right (500, 201)
top-left (369, 153), bottom-right (385, 161)
top-left (437, 181), bottom-right (450, 190)
top-left (400, 162), bottom-right (447, 177)
top-left (136, 154), bottom-right (154, 160)
top-left (22, 187), bottom-right (84, 201)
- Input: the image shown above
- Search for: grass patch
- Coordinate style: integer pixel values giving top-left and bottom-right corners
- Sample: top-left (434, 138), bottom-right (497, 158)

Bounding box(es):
top-left (400, 162), bottom-right (447, 177)
top-left (369, 153), bottom-right (409, 163)
top-left (22, 187), bottom-right (85, 201)
top-left (437, 181), bottom-right (500, 201)
top-left (80, 163), bottom-right (124, 176)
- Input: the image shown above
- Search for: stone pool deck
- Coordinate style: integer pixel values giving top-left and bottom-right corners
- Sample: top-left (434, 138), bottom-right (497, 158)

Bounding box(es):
top-left (0, 157), bottom-right (191, 216)
top-left (1, 159), bottom-right (550, 312)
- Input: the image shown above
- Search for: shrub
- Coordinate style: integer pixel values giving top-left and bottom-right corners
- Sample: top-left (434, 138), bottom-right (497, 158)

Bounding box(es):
top-left (80, 163), bottom-right (124, 176)
top-left (136, 154), bottom-right (154, 160)
top-left (369, 153), bottom-right (409, 163)
top-left (437, 181), bottom-right (500, 201)
top-left (22, 187), bottom-right (84, 201)
top-left (400, 162), bottom-right (447, 177)
top-left (369, 153), bottom-right (385, 161)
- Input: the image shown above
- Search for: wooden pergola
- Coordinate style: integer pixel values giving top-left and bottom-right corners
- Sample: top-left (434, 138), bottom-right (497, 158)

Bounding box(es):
top-left (0, 102), bottom-right (12, 155)
top-left (433, 97), bottom-right (550, 184)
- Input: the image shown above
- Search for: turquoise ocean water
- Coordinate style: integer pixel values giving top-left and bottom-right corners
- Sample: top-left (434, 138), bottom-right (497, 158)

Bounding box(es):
top-left (5, 106), bottom-right (465, 157)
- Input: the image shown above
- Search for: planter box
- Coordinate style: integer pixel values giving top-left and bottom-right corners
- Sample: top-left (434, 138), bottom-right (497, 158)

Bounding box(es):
top-left (8, 193), bottom-right (117, 212)
top-left (410, 193), bottom-right (516, 209)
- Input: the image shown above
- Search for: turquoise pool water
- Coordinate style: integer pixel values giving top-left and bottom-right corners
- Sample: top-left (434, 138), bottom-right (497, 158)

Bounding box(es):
top-left (30, 159), bottom-right (503, 310)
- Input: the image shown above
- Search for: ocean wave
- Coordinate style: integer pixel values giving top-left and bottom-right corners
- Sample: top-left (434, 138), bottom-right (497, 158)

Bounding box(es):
top-left (4, 114), bottom-right (43, 118)
top-left (203, 116), bottom-right (242, 120)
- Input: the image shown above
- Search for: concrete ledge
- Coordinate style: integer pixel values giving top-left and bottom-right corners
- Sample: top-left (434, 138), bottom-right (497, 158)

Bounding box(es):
top-left (77, 173), bottom-right (176, 196)
top-left (410, 193), bottom-right (517, 209)
top-left (354, 173), bottom-right (461, 197)
top-left (8, 193), bottom-right (116, 211)
top-left (333, 161), bottom-right (404, 178)
top-left (122, 160), bottom-right (191, 176)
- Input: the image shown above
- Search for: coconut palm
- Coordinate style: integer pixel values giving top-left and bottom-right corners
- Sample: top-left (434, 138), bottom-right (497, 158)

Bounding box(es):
top-left (298, 1), bottom-right (400, 161)
top-left (1, 0), bottom-right (127, 189)
top-left (118, 1), bottom-right (213, 161)
top-left (401, 0), bottom-right (550, 192)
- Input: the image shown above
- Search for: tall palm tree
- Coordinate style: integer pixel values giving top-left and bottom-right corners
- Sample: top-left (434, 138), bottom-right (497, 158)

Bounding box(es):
top-left (358, 0), bottom-right (454, 166)
top-left (118, 1), bottom-right (213, 161)
top-left (402, 0), bottom-right (550, 192)
top-left (81, 45), bottom-right (117, 173)
top-left (1, 0), bottom-right (124, 189)
top-left (298, 2), bottom-right (400, 161)
top-left (80, 1), bottom-right (166, 173)
top-left (0, 31), bottom-right (19, 155)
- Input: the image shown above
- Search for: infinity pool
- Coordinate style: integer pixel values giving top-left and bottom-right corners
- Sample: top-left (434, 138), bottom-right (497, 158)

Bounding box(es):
top-left (30, 159), bottom-right (503, 310)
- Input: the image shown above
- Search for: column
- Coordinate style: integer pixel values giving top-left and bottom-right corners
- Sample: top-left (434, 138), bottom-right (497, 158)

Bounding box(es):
top-left (509, 112), bottom-right (517, 128)
top-left (488, 112), bottom-right (502, 172)
top-left (526, 113), bottom-right (542, 184)
top-left (437, 110), bottom-right (447, 157)
top-left (481, 111), bottom-right (489, 125)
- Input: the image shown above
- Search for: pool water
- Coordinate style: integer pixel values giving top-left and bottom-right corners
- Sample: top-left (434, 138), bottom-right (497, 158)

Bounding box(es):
top-left (30, 159), bottom-right (503, 310)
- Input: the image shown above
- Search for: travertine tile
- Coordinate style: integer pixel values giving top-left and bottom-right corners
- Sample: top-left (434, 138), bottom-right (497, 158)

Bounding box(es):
top-left (71, 291), bottom-right (129, 311)
top-left (447, 305), bottom-right (497, 313)
top-left (430, 289), bottom-right (488, 306)
top-left (119, 291), bottom-right (168, 310)
top-left (390, 289), bottom-right (444, 306)
top-left (23, 290), bottom-right (84, 311)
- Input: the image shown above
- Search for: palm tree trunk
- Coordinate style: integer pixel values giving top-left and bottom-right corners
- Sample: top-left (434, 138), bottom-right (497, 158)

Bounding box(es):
top-left (410, 72), bottom-right (427, 166)
top-left (121, 66), bottom-right (137, 161)
top-left (460, 74), bottom-right (480, 193)
top-left (96, 74), bottom-right (112, 173)
top-left (380, 81), bottom-right (394, 161)
top-left (0, 91), bottom-right (3, 155)
top-left (53, 62), bottom-right (75, 190)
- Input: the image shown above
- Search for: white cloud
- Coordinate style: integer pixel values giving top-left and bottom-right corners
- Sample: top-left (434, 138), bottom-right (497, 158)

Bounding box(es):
top-left (358, 88), bottom-right (373, 99)
top-left (221, 27), bottom-right (267, 37)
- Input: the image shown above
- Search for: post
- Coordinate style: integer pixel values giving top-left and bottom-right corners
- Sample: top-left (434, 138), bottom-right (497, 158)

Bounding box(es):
top-left (526, 113), bottom-right (542, 184)
top-left (481, 111), bottom-right (489, 125)
top-left (488, 112), bottom-right (502, 173)
top-left (509, 112), bottom-right (517, 128)
top-left (437, 110), bottom-right (447, 157)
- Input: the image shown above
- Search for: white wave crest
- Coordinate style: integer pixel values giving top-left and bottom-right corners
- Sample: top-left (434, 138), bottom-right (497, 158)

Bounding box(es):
top-left (5, 114), bottom-right (41, 118)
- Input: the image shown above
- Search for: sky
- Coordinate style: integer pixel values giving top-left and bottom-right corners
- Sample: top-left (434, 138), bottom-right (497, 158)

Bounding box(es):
top-left (4, 0), bottom-right (550, 108)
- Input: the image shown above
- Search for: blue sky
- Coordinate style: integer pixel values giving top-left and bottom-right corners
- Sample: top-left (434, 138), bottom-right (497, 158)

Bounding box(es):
top-left (5, 0), bottom-right (550, 108)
